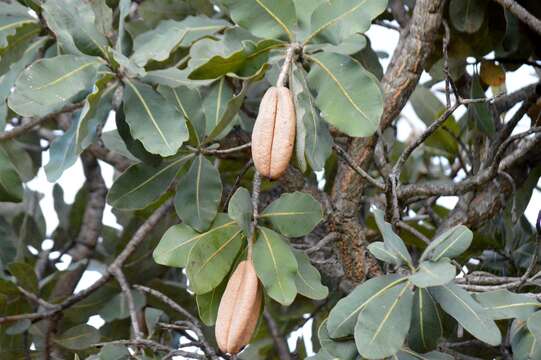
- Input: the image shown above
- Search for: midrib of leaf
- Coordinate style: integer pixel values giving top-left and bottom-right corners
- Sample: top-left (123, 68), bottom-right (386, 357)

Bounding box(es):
top-left (194, 230), bottom-right (242, 276)
top-left (214, 78), bottom-right (224, 127)
top-left (261, 228), bottom-right (288, 302)
top-left (432, 231), bottom-right (465, 261)
top-left (308, 55), bottom-right (370, 122)
top-left (369, 283), bottom-right (409, 344)
top-left (154, 221), bottom-right (236, 258)
top-left (195, 155), bottom-right (202, 219)
top-left (34, 61), bottom-right (99, 90)
top-left (0, 19), bottom-right (35, 32)
top-left (303, 0), bottom-right (368, 44)
top-left (485, 303), bottom-right (541, 310)
top-left (260, 210), bottom-right (314, 217)
top-left (375, 245), bottom-right (400, 263)
top-left (171, 88), bottom-right (199, 144)
top-left (254, 0), bottom-right (293, 40)
top-left (124, 79), bottom-right (173, 151)
top-left (75, 82), bottom-right (116, 148)
top-left (334, 277), bottom-right (407, 332)
top-left (297, 268), bottom-right (317, 292)
top-left (443, 285), bottom-right (483, 322)
top-left (112, 154), bottom-right (193, 205)
top-left (419, 289), bottom-right (427, 348)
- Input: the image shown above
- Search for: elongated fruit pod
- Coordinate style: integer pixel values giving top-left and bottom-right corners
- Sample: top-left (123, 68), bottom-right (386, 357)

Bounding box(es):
top-left (251, 86), bottom-right (296, 179)
top-left (215, 260), bottom-right (262, 354)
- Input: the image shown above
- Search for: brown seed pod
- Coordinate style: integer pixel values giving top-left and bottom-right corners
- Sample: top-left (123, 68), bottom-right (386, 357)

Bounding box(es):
top-left (251, 86), bottom-right (296, 179)
top-left (215, 260), bottom-right (262, 354)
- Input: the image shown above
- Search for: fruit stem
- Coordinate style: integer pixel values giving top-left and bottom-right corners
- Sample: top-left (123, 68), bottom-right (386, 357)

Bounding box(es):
top-left (276, 43), bottom-right (300, 87)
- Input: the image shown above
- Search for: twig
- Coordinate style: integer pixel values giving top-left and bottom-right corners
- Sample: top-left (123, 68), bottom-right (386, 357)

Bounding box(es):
top-left (263, 310), bottom-right (291, 360)
top-left (16, 286), bottom-right (57, 310)
top-left (0, 201), bottom-right (172, 325)
top-left (396, 221), bottom-right (430, 245)
top-left (133, 285), bottom-right (199, 325)
top-left (491, 0), bottom-right (541, 37)
top-left (0, 102), bottom-right (83, 141)
top-left (305, 232), bottom-right (340, 254)
top-left (111, 268), bottom-right (142, 340)
top-left (332, 143), bottom-right (386, 190)
top-left (222, 159), bottom-right (253, 211)
top-left (200, 142), bottom-right (251, 155)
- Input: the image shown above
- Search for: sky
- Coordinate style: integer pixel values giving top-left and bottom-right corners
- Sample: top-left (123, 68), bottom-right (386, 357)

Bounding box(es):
top-left (23, 23), bottom-right (541, 357)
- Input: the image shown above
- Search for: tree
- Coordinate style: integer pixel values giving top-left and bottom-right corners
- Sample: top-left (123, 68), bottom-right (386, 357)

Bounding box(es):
top-left (1, 0), bottom-right (541, 358)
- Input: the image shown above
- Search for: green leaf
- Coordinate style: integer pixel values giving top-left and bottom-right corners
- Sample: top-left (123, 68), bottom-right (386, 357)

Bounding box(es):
top-left (429, 283), bottom-right (501, 346)
top-left (396, 350), bottom-right (454, 360)
top-left (409, 86), bottom-right (459, 157)
top-left (188, 30), bottom-right (279, 80)
top-left (187, 214), bottom-right (243, 294)
top-left (5, 319), bottom-right (31, 335)
top-left (449, 0), bottom-right (488, 33)
top-left (144, 307), bottom-right (168, 337)
top-left (409, 260), bottom-right (456, 288)
top-left (158, 85), bottom-right (207, 145)
top-left (90, 0), bottom-right (113, 38)
top-left (260, 191), bottom-right (323, 237)
top-left (318, 318), bottom-right (357, 360)
top-left (420, 225), bottom-right (473, 261)
top-left (153, 218), bottom-right (239, 268)
top-left (98, 344), bottom-right (130, 360)
top-left (373, 208), bottom-right (413, 268)
top-left (115, 0), bottom-right (131, 56)
top-left (137, 0), bottom-right (196, 28)
top-left (221, 0), bottom-right (297, 41)
top-left (227, 187), bottom-right (252, 235)
top-left (144, 67), bottom-right (214, 88)
top-left (367, 241), bottom-right (402, 265)
top-left (253, 226), bottom-right (298, 305)
top-left (326, 274), bottom-right (405, 338)
top-left (114, 106), bottom-right (162, 164)
top-left (74, 75), bottom-right (116, 152)
top-left (53, 324), bottom-right (101, 350)
top-left (0, 19), bottom-right (41, 76)
top-left (305, 0), bottom-right (387, 45)
top-left (44, 114), bottom-right (78, 183)
top-left (354, 281), bottom-right (413, 359)
top-left (98, 290), bottom-right (146, 322)
top-left (293, 250), bottom-right (328, 300)
top-left (8, 55), bottom-right (103, 117)
top-left (408, 288), bottom-right (443, 353)
top-left (308, 33), bottom-right (368, 55)
top-left (0, 218), bottom-right (17, 268)
top-left (7, 262), bottom-right (37, 293)
top-left (528, 312), bottom-right (541, 352)
top-left (307, 52), bottom-right (383, 137)
top-left (0, 4), bottom-right (37, 50)
top-left (131, 16), bottom-right (229, 67)
top-left (293, 0), bottom-right (325, 40)
top-left (511, 319), bottom-right (541, 360)
top-left (42, 0), bottom-right (109, 57)
top-left (470, 74), bottom-right (495, 134)
top-left (123, 78), bottom-right (188, 157)
top-left (175, 154), bottom-right (222, 232)
top-left (196, 279), bottom-right (226, 326)
top-left (204, 79), bottom-right (249, 143)
top-left (0, 37), bottom-right (47, 128)
top-left (290, 62), bottom-right (332, 171)
top-left (475, 289), bottom-right (539, 320)
top-left (107, 154), bottom-right (193, 210)
top-left (0, 149), bottom-right (23, 202)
